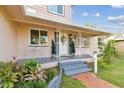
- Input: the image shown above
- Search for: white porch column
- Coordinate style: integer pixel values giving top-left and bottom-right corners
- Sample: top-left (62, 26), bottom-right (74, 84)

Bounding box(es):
top-left (94, 51), bottom-right (98, 73)
top-left (56, 28), bottom-right (60, 60)
top-left (58, 28), bottom-right (61, 60)
top-left (78, 32), bottom-right (82, 57)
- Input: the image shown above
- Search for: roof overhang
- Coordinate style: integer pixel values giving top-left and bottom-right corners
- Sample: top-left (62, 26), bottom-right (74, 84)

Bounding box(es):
top-left (2, 5), bottom-right (111, 36)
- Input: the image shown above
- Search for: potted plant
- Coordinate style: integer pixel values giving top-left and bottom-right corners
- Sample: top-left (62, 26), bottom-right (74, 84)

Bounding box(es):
top-left (51, 40), bottom-right (56, 58)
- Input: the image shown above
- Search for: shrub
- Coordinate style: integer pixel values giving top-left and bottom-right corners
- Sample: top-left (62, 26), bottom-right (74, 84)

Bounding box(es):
top-left (24, 59), bottom-right (40, 70)
top-left (0, 62), bottom-right (5, 68)
top-left (0, 61), bottom-right (19, 88)
top-left (15, 80), bottom-right (47, 88)
top-left (100, 40), bottom-right (118, 65)
top-left (51, 39), bottom-right (56, 57)
top-left (34, 80), bottom-right (47, 88)
top-left (44, 67), bottom-right (57, 83)
top-left (0, 59), bottom-right (58, 88)
top-left (23, 60), bottom-right (47, 82)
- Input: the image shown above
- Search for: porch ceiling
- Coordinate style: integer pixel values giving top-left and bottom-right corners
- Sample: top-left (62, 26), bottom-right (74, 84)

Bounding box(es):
top-left (3, 5), bottom-right (111, 36)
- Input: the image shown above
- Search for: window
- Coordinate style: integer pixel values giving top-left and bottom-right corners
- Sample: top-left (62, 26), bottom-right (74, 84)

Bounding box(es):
top-left (98, 38), bottom-right (103, 46)
top-left (74, 34), bottom-right (80, 45)
top-left (48, 5), bottom-right (64, 15)
top-left (40, 30), bottom-right (48, 45)
top-left (30, 29), bottom-right (39, 44)
top-left (82, 37), bottom-right (90, 47)
top-left (30, 29), bottom-right (48, 46)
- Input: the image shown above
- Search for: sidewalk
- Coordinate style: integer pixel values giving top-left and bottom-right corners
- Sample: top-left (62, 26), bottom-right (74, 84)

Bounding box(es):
top-left (73, 72), bottom-right (117, 88)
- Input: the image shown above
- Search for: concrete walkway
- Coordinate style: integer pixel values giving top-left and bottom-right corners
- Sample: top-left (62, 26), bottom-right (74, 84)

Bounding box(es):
top-left (73, 72), bottom-right (117, 88)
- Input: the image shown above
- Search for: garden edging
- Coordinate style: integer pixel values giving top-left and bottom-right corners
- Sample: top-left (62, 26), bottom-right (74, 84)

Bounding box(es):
top-left (48, 68), bottom-right (63, 88)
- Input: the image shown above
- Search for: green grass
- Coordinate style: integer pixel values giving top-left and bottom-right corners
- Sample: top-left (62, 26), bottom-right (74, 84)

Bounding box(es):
top-left (60, 75), bottom-right (86, 88)
top-left (98, 54), bottom-right (124, 87)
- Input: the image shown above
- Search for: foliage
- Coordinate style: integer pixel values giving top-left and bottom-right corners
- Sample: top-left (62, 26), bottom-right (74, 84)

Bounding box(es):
top-left (24, 59), bottom-right (40, 70)
top-left (23, 60), bottom-right (47, 82)
top-left (61, 35), bottom-right (66, 45)
top-left (51, 39), bottom-right (56, 57)
top-left (60, 75), bottom-right (86, 88)
top-left (0, 59), bottom-right (58, 88)
top-left (44, 67), bottom-right (57, 83)
top-left (0, 62), bottom-right (5, 68)
top-left (98, 37), bottom-right (104, 56)
top-left (15, 80), bottom-right (47, 88)
top-left (100, 40), bottom-right (117, 65)
top-left (0, 61), bottom-right (19, 88)
top-left (85, 22), bottom-right (96, 28)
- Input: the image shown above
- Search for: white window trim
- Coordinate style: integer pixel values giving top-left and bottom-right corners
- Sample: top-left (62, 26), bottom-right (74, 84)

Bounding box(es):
top-left (82, 37), bottom-right (90, 47)
top-left (48, 5), bottom-right (64, 16)
top-left (29, 28), bottom-right (48, 47)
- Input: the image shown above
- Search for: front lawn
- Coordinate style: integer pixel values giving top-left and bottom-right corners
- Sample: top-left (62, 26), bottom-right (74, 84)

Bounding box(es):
top-left (60, 75), bottom-right (86, 88)
top-left (98, 54), bottom-right (124, 87)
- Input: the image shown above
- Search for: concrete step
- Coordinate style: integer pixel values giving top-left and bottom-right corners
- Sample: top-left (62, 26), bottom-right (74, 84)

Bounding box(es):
top-left (62, 63), bottom-right (88, 71)
top-left (60, 61), bottom-right (84, 66)
top-left (64, 67), bottom-right (91, 76)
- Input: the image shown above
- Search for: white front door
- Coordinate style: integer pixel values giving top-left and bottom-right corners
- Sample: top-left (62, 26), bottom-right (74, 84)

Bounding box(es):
top-left (59, 32), bottom-right (69, 56)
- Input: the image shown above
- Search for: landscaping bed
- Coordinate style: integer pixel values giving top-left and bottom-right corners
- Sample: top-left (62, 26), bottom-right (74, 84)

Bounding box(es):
top-left (0, 59), bottom-right (86, 88)
top-left (0, 60), bottom-right (58, 88)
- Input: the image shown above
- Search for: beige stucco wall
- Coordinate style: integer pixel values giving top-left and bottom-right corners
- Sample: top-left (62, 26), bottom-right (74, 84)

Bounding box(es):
top-left (76, 36), bottom-right (99, 55)
top-left (16, 23), bottom-right (56, 59)
top-left (89, 36), bottom-right (99, 53)
top-left (0, 7), bottom-right (17, 61)
top-left (16, 26), bottom-right (99, 59)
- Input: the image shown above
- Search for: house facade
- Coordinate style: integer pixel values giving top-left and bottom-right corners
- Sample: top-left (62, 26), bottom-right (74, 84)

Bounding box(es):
top-left (0, 5), bottom-right (109, 61)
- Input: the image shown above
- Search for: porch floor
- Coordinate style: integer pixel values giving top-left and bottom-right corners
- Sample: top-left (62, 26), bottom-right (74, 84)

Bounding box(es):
top-left (17, 54), bottom-right (93, 64)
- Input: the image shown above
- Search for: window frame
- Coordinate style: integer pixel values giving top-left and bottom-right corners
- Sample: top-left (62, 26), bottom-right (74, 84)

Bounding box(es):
top-left (98, 38), bottom-right (104, 46)
top-left (29, 28), bottom-right (48, 47)
top-left (74, 34), bottom-right (80, 46)
top-left (48, 5), bottom-right (64, 16)
top-left (82, 36), bottom-right (90, 48)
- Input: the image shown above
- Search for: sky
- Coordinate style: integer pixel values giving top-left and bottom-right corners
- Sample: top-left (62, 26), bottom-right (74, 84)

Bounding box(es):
top-left (72, 5), bottom-right (124, 33)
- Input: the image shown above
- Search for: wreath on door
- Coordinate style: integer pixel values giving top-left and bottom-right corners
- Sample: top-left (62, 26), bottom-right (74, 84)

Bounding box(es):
top-left (61, 35), bottom-right (66, 45)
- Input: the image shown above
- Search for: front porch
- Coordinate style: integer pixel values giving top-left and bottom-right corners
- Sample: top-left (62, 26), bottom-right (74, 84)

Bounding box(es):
top-left (17, 54), bottom-right (94, 76)
top-left (17, 54), bottom-right (93, 64)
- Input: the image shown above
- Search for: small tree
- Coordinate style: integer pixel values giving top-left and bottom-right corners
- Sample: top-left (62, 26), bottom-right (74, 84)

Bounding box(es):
top-left (102, 40), bottom-right (117, 64)
top-left (85, 22), bottom-right (96, 28)
top-left (51, 40), bottom-right (56, 57)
